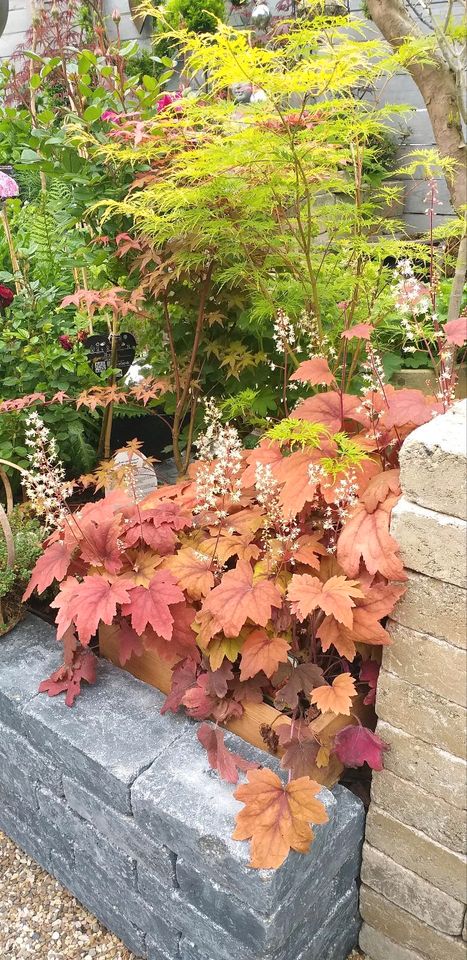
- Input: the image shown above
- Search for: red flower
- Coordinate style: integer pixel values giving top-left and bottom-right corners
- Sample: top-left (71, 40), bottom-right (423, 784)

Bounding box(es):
top-left (58, 334), bottom-right (73, 351)
top-left (0, 284), bottom-right (14, 308)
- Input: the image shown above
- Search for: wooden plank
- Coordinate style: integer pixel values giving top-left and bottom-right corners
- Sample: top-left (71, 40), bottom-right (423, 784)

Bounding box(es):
top-left (100, 625), bottom-right (366, 789)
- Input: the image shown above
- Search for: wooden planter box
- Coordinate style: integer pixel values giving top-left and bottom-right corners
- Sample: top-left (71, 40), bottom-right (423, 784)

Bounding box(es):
top-left (100, 624), bottom-right (369, 789)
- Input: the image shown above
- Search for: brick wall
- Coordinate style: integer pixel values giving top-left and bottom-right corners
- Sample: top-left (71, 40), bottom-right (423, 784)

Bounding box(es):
top-left (0, 615), bottom-right (365, 960)
top-left (359, 399), bottom-right (467, 960)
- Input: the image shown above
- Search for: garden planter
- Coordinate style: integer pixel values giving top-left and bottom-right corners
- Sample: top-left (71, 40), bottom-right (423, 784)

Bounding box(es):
top-left (0, 616), bottom-right (365, 960)
top-left (100, 623), bottom-right (370, 789)
top-left (391, 363), bottom-right (467, 398)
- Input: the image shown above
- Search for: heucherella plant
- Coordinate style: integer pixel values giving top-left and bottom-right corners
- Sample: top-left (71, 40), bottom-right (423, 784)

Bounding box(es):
top-left (23, 313), bottom-right (467, 869)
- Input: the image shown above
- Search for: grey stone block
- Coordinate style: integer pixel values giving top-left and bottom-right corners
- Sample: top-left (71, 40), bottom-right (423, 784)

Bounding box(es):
top-left (132, 729), bottom-right (348, 914)
top-left (75, 820), bottom-right (137, 888)
top-left (175, 846), bottom-right (361, 953)
top-left (24, 660), bottom-right (189, 813)
top-left (178, 887), bottom-right (360, 960)
top-left (0, 616), bottom-right (60, 733)
top-left (0, 804), bottom-right (51, 872)
top-left (36, 788), bottom-right (79, 863)
top-left (0, 719), bottom-right (62, 794)
top-left (147, 945), bottom-right (176, 960)
top-left (0, 746), bottom-right (41, 809)
top-left (64, 776), bottom-right (175, 882)
top-left (50, 850), bottom-right (147, 958)
top-left (145, 915), bottom-right (181, 957)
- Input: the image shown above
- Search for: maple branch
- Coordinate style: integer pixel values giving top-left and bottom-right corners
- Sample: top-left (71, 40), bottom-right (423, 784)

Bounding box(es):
top-left (162, 295), bottom-right (181, 403)
top-left (172, 264), bottom-right (214, 475)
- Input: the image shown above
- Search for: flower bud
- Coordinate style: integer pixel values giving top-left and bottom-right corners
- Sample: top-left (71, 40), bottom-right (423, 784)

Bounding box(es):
top-left (112, 7), bottom-right (121, 22)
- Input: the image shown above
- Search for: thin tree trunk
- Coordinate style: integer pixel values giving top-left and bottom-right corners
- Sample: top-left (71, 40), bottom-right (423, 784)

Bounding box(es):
top-left (365, 0), bottom-right (466, 214)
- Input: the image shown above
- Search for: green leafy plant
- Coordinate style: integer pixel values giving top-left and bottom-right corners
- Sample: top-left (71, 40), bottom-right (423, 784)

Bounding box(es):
top-left (0, 506), bottom-right (44, 633)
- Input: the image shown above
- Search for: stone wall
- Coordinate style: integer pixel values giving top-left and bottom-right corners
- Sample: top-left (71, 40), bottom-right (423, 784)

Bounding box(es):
top-left (0, 615), bottom-right (365, 960)
top-left (359, 399), bottom-right (467, 960)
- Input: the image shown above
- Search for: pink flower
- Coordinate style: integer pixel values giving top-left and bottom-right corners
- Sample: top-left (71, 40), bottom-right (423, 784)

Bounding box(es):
top-left (0, 171), bottom-right (19, 199)
top-left (101, 109), bottom-right (120, 123)
top-left (156, 92), bottom-right (183, 114)
top-left (58, 334), bottom-right (73, 351)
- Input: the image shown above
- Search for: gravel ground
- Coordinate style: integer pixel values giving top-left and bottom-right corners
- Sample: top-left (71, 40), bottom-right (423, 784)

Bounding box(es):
top-left (0, 830), bottom-right (365, 960)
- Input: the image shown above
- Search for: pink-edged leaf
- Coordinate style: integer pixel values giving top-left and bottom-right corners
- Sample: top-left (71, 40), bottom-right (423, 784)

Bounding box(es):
top-left (23, 541), bottom-right (71, 600)
top-left (123, 571), bottom-right (184, 639)
top-left (333, 723), bottom-right (389, 771)
top-left (161, 658), bottom-right (199, 714)
top-left (289, 357), bottom-right (335, 386)
top-left (198, 722), bottom-right (259, 783)
top-left (443, 316), bottom-right (467, 347)
top-left (39, 648), bottom-right (97, 707)
top-left (341, 323), bottom-right (374, 341)
top-left (359, 659), bottom-right (380, 705)
top-left (116, 618), bottom-right (145, 665)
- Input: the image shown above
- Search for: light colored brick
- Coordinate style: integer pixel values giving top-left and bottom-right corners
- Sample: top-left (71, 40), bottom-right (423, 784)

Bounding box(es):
top-left (360, 886), bottom-right (467, 960)
top-left (391, 571), bottom-right (466, 649)
top-left (361, 844), bottom-right (464, 935)
top-left (365, 805), bottom-right (467, 902)
top-left (371, 769), bottom-right (466, 854)
top-left (360, 923), bottom-right (429, 960)
top-left (391, 498), bottom-right (466, 588)
top-left (377, 721), bottom-right (466, 809)
top-left (376, 669), bottom-right (466, 758)
top-left (384, 621), bottom-right (467, 707)
top-left (399, 400), bottom-right (467, 520)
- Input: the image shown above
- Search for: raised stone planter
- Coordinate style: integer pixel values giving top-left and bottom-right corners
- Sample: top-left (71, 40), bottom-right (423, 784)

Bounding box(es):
top-left (0, 616), bottom-right (364, 960)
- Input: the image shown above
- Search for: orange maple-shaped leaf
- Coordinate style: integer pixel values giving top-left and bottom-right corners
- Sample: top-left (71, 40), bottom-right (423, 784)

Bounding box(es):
top-left (240, 629), bottom-right (290, 680)
top-left (381, 385), bottom-right (440, 430)
top-left (337, 497), bottom-right (405, 580)
top-left (293, 391), bottom-right (367, 432)
top-left (233, 768), bottom-right (329, 869)
top-left (52, 575), bottom-right (133, 646)
top-left (310, 673), bottom-right (357, 716)
top-left (241, 443), bottom-right (283, 489)
top-left (293, 533), bottom-right (327, 569)
top-left (289, 357), bottom-right (335, 386)
top-left (23, 541), bottom-right (72, 601)
top-left (203, 560), bottom-right (282, 638)
top-left (122, 572), bottom-right (185, 639)
top-left (273, 450), bottom-right (320, 518)
top-left (287, 574), bottom-right (364, 628)
top-left (165, 548), bottom-right (214, 600)
top-left (360, 468), bottom-right (401, 514)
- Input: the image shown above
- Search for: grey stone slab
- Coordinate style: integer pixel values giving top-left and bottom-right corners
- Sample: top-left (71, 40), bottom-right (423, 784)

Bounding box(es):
top-left (147, 944), bottom-right (176, 960)
top-left (0, 719), bottom-right (63, 794)
top-left (0, 803), bottom-right (51, 873)
top-left (50, 850), bottom-right (147, 958)
top-left (24, 660), bottom-right (189, 813)
top-left (75, 820), bottom-right (137, 888)
top-left (145, 914), bottom-right (181, 957)
top-left (0, 754), bottom-right (40, 815)
top-left (64, 776), bottom-right (175, 882)
top-left (175, 846), bottom-right (361, 953)
top-left (132, 728), bottom-right (341, 913)
top-left (0, 616), bottom-right (60, 733)
top-left (178, 887), bottom-right (359, 960)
